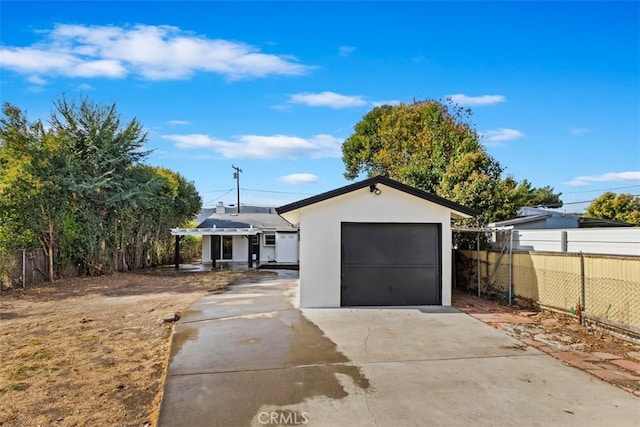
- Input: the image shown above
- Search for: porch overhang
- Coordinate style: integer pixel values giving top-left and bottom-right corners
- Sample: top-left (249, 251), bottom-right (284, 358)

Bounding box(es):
top-left (171, 227), bottom-right (261, 236)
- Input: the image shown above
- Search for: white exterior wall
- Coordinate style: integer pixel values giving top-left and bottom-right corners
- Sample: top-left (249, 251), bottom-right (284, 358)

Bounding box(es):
top-left (275, 232), bottom-right (299, 263)
top-left (513, 229), bottom-right (564, 252)
top-left (232, 235), bottom-right (249, 262)
top-left (513, 228), bottom-right (640, 256)
top-left (297, 184), bottom-right (453, 308)
top-left (201, 235), bottom-right (212, 263)
top-left (262, 233), bottom-right (277, 262)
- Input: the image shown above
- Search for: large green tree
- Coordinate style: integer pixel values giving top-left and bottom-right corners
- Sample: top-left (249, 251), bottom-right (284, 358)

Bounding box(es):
top-left (342, 100), bottom-right (562, 223)
top-left (585, 192), bottom-right (640, 226)
top-left (0, 104), bottom-right (72, 281)
top-left (0, 97), bottom-right (202, 280)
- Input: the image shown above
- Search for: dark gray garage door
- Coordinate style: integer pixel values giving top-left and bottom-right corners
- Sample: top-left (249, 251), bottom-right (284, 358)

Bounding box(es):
top-left (341, 223), bottom-right (441, 306)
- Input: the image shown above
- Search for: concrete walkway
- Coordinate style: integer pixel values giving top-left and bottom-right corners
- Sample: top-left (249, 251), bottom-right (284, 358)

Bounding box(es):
top-left (158, 273), bottom-right (640, 427)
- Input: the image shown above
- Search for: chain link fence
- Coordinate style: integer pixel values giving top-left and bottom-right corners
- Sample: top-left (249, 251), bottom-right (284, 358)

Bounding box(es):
top-left (456, 249), bottom-right (640, 334)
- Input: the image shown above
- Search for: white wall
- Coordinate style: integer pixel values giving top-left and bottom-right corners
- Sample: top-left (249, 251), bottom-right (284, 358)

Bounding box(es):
top-left (296, 184), bottom-right (453, 308)
top-left (513, 229), bottom-right (564, 252)
top-left (261, 233), bottom-right (276, 262)
top-left (201, 235), bottom-right (212, 263)
top-left (232, 235), bottom-right (249, 262)
top-left (276, 232), bottom-right (299, 263)
top-left (513, 228), bottom-right (640, 256)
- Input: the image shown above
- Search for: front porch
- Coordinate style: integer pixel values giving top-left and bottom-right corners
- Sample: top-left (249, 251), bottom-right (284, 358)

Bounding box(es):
top-left (170, 227), bottom-right (261, 270)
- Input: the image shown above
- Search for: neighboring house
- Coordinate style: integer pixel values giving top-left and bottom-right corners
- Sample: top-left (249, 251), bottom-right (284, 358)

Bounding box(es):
top-left (171, 202), bottom-right (299, 267)
top-left (488, 207), bottom-right (633, 230)
top-left (199, 203), bottom-right (299, 265)
top-left (487, 207), bottom-right (638, 256)
top-left (277, 176), bottom-right (477, 308)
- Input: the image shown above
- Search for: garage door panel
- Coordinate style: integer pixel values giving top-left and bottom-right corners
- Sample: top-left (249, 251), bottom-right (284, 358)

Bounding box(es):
top-left (342, 223), bottom-right (438, 265)
top-left (342, 266), bottom-right (440, 306)
top-left (341, 222), bottom-right (441, 306)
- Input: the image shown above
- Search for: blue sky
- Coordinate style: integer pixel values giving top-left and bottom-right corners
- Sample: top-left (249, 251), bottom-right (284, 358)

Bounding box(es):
top-left (1, 1), bottom-right (639, 213)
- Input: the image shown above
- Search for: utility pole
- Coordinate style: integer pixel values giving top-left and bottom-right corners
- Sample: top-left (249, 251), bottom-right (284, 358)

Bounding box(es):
top-left (232, 165), bottom-right (242, 214)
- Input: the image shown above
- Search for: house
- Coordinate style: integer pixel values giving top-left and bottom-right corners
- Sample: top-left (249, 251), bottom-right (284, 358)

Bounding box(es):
top-left (276, 176), bottom-right (477, 308)
top-left (171, 202), bottom-right (299, 268)
top-left (486, 207), bottom-right (637, 255)
top-left (488, 207), bottom-right (633, 230)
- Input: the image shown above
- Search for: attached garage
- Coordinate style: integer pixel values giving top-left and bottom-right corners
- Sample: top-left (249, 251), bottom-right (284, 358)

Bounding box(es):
top-left (277, 176), bottom-right (477, 308)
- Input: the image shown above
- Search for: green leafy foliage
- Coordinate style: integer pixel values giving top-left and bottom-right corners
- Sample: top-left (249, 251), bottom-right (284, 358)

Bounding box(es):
top-left (0, 98), bottom-right (202, 280)
top-left (585, 192), bottom-right (640, 226)
top-left (342, 99), bottom-right (562, 224)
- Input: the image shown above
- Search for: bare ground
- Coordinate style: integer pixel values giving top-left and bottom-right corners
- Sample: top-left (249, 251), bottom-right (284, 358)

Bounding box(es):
top-left (0, 269), bottom-right (275, 426)
top-left (453, 289), bottom-right (640, 396)
top-left (2, 276), bottom-right (639, 426)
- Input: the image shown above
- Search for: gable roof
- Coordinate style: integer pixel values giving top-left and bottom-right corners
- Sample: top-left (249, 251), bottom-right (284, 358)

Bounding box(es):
top-left (488, 213), bottom-right (553, 227)
top-left (198, 218), bottom-right (253, 229)
top-left (578, 217), bottom-right (635, 228)
top-left (198, 213), bottom-right (298, 232)
top-left (276, 176), bottom-right (478, 217)
top-left (194, 208), bottom-right (217, 225)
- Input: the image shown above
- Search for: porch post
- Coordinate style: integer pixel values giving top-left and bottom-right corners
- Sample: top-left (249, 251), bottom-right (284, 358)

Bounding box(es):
top-left (247, 236), bottom-right (253, 268)
top-left (174, 235), bottom-right (180, 270)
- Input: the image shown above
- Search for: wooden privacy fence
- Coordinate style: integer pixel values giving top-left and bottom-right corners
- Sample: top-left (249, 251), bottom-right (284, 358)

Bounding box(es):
top-left (457, 250), bottom-right (640, 335)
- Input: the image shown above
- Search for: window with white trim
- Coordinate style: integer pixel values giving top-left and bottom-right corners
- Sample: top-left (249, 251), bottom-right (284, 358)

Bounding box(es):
top-left (264, 233), bottom-right (276, 246)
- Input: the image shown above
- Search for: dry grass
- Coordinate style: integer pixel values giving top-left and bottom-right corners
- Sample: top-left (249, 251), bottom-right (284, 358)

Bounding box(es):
top-left (0, 269), bottom-right (274, 426)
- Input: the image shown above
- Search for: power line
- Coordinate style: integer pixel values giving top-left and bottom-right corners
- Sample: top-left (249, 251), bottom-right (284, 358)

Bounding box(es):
top-left (203, 188), bottom-right (234, 206)
top-left (563, 194), bottom-right (640, 205)
top-left (201, 188), bottom-right (235, 194)
top-left (564, 184), bottom-right (640, 194)
top-left (241, 187), bottom-right (315, 196)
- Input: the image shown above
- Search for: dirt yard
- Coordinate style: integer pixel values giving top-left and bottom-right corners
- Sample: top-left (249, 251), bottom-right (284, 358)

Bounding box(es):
top-left (453, 290), bottom-right (640, 396)
top-left (0, 269), bottom-right (274, 426)
top-left (2, 276), bottom-right (639, 426)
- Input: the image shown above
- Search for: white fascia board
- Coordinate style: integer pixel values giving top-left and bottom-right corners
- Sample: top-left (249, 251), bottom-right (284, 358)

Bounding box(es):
top-left (171, 227), bottom-right (261, 236)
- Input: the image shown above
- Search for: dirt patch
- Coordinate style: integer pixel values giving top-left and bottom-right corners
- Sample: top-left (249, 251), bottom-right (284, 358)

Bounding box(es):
top-left (453, 289), bottom-right (640, 396)
top-left (0, 269), bottom-right (275, 426)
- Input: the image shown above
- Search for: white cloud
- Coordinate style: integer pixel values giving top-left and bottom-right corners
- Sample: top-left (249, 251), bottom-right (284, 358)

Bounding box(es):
top-left (279, 173), bottom-right (319, 185)
top-left (565, 171), bottom-right (640, 187)
top-left (0, 24), bottom-right (311, 81)
top-left (27, 75), bottom-right (46, 85)
top-left (481, 128), bottom-right (525, 146)
top-left (447, 94), bottom-right (506, 106)
top-left (288, 91), bottom-right (367, 108)
top-left (569, 128), bottom-right (596, 135)
top-left (339, 46), bottom-right (356, 57)
top-left (163, 133), bottom-right (342, 159)
top-left (74, 83), bottom-right (94, 91)
top-left (167, 120), bottom-right (190, 126)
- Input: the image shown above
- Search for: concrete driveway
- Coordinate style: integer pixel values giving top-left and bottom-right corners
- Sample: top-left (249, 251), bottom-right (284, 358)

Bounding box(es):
top-left (158, 272), bottom-right (640, 427)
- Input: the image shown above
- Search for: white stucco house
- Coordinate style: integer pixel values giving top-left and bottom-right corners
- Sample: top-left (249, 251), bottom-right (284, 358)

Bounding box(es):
top-left (171, 203), bottom-right (299, 268)
top-left (488, 207), bottom-right (634, 230)
top-left (276, 176), bottom-right (477, 308)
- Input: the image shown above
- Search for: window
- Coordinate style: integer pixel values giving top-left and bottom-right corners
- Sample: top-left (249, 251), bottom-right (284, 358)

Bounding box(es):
top-left (252, 235), bottom-right (259, 245)
top-left (264, 233), bottom-right (276, 246)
